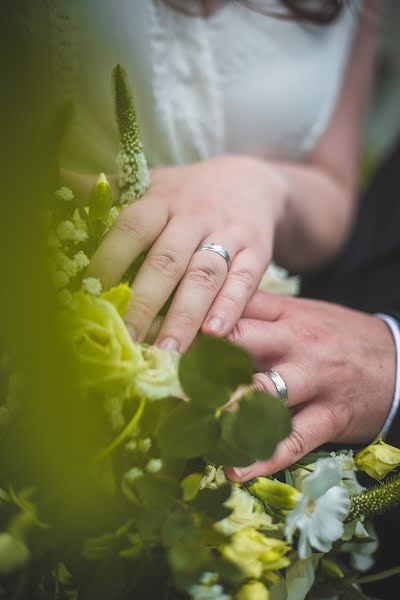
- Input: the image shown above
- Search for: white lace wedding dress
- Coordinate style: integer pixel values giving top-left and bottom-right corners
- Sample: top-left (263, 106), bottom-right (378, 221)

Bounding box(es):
top-left (35, 0), bottom-right (360, 292)
top-left (41, 0), bottom-right (360, 173)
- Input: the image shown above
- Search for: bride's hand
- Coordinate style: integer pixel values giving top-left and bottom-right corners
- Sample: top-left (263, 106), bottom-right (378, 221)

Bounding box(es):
top-left (87, 155), bottom-right (288, 352)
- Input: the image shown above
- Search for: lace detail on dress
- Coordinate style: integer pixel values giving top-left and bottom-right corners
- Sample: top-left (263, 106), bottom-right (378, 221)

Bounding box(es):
top-left (147, 0), bottom-right (224, 165)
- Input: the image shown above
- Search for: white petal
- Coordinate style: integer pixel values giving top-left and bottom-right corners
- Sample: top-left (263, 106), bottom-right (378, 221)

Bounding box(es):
top-left (302, 459), bottom-right (341, 498)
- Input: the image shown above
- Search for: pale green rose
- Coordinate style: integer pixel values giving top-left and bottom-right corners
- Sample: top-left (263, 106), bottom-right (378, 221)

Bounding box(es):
top-left (355, 437), bottom-right (400, 480)
top-left (0, 532), bottom-right (29, 574)
top-left (236, 581), bottom-right (269, 600)
top-left (215, 487), bottom-right (276, 536)
top-left (249, 478), bottom-right (301, 510)
top-left (64, 291), bottom-right (145, 391)
top-left (132, 344), bottom-right (184, 400)
top-left (222, 527), bottom-right (290, 580)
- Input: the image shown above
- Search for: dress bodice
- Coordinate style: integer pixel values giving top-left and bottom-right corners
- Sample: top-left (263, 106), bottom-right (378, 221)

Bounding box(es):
top-left (50, 0), bottom-right (359, 173)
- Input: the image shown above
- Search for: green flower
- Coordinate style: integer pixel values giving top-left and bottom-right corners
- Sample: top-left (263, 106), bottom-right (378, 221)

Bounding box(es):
top-left (236, 581), bottom-right (269, 600)
top-left (215, 487), bottom-right (276, 536)
top-left (355, 437), bottom-right (400, 480)
top-left (222, 527), bottom-right (290, 580)
top-left (63, 291), bottom-right (145, 391)
top-left (133, 345), bottom-right (183, 400)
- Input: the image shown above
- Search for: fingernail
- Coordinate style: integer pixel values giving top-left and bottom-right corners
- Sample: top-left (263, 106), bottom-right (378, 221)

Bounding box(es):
top-left (207, 317), bottom-right (222, 334)
top-left (158, 337), bottom-right (179, 352)
top-left (232, 466), bottom-right (253, 480)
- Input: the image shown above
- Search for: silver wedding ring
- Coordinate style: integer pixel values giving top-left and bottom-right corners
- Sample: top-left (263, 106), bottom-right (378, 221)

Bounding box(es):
top-left (196, 242), bottom-right (231, 268)
top-left (265, 369), bottom-right (288, 404)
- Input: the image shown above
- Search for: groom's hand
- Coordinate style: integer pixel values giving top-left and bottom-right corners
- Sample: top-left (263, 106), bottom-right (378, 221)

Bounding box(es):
top-left (225, 291), bottom-right (396, 481)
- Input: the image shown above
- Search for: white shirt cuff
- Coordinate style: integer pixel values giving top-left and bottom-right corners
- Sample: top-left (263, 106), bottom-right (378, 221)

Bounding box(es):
top-left (375, 313), bottom-right (400, 438)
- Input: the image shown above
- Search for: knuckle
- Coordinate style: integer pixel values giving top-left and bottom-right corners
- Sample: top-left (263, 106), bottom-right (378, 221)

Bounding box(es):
top-left (146, 248), bottom-right (182, 279)
top-left (229, 321), bottom-right (247, 345)
top-left (229, 267), bottom-right (256, 294)
top-left (217, 291), bottom-right (243, 313)
top-left (114, 211), bottom-right (149, 244)
top-left (292, 322), bottom-right (324, 345)
top-left (167, 310), bottom-right (197, 331)
top-left (252, 372), bottom-right (270, 394)
top-left (324, 402), bottom-right (351, 438)
top-left (285, 429), bottom-right (307, 460)
top-left (129, 294), bottom-right (155, 320)
top-left (187, 265), bottom-right (221, 292)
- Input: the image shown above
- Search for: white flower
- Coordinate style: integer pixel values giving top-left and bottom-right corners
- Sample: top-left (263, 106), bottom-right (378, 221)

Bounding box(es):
top-left (259, 263), bottom-right (299, 296)
top-left (146, 458), bottom-right (162, 473)
top-left (189, 573), bottom-right (231, 600)
top-left (54, 186), bottom-right (74, 202)
top-left (73, 250), bottom-right (90, 271)
top-left (341, 522), bottom-right (378, 572)
top-left (57, 289), bottom-right (72, 307)
top-left (330, 451), bottom-right (364, 494)
top-left (56, 218), bottom-right (88, 244)
top-left (138, 437), bottom-right (152, 453)
top-left (52, 270), bottom-right (69, 290)
top-left (82, 277), bottom-right (103, 296)
top-left (215, 487), bottom-right (276, 536)
top-left (285, 458), bottom-right (351, 558)
top-left (200, 465), bottom-right (227, 490)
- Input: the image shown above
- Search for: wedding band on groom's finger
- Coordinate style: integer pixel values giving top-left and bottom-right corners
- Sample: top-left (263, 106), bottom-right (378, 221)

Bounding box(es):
top-left (252, 370), bottom-right (288, 405)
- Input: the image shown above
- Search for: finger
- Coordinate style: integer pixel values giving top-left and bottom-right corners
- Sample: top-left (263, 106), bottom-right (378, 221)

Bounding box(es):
top-left (202, 248), bottom-right (266, 337)
top-left (242, 290), bottom-right (289, 321)
top-left (155, 239), bottom-right (238, 352)
top-left (86, 196), bottom-right (168, 289)
top-left (225, 401), bottom-right (337, 482)
top-left (125, 217), bottom-right (205, 341)
top-left (144, 316), bottom-right (164, 344)
top-left (227, 319), bottom-right (291, 366)
top-left (251, 363), bottom-right (315, 408)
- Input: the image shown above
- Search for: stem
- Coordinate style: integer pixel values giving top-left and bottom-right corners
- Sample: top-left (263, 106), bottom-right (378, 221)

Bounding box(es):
top-left (95, 396), bottom-right (146, 462)
top-left (357, 565), bottom-right (400, 584)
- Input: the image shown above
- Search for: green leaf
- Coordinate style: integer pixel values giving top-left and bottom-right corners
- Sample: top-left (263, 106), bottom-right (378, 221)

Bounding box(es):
top-left (296, 452), bottom-right (331, 465)
top-left (179, 335), bottom-right (254, 412)
top-left (181, 473), bottom-right (203, 501)
top-left (133, 474), bottom-right (180, 512)
top-left (206, 436), bottom-right (254, 468)
top-left (158, 404), bottom-right (219, 458)
top-left (220, 391), bottom-right (291, 466)
top-left (192, 484), bottom-right (232, 521)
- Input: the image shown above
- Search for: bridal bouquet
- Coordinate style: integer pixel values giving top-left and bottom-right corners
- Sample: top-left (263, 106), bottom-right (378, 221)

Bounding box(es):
top-left (1, 66), bottom-right (400, 600)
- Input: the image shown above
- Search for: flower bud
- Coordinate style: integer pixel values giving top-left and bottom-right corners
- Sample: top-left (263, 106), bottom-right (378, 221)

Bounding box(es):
top-left (89, 173), bottom-right (113, 228)
top-left (248, 477), bottom-right (301, 510)
top-left (236, 581), bottom-right (269, 600)
top-left (355, 437), bottom-right (400, 480)
top-left (0, 533), bottom-right (29, 574)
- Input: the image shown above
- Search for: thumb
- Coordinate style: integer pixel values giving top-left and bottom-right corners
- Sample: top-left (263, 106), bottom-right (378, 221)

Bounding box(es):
top-left (225, 401), bottom-right (336, 482)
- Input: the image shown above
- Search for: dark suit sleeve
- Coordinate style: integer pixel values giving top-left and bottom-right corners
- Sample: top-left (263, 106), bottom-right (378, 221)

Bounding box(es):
top-left (299, 144), bottom-right (400, 599)
top-left (300, 141), bottom-right (400, 441)
top-left (300, 140), bottom-right (400, 315)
